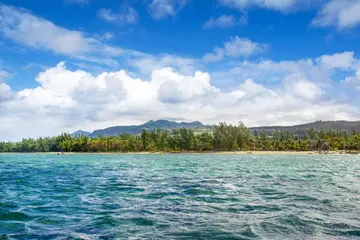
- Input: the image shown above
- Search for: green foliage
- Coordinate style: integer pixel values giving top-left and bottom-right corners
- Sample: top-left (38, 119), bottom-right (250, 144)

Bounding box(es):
top-left (0, 124), bottom-right (359, 153)
top-left (213, 122), bottom-right (251, 151)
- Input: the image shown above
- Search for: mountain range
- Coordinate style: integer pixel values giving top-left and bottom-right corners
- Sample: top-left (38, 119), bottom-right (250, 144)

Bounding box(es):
top-left (70, 120), bottom-right (360, 137)
top-left (70, 120), bottom-right (206, 137)
top-left (249, 120), bottom-right (360, 137)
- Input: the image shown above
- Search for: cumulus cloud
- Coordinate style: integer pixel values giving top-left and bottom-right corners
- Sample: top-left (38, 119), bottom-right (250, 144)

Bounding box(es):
top-left (155, 68), bottom-right (218, 104)
top-left (312, 0), bottom-right (360, 29)
top-left (314, 51), bottom-right (360, 93)
top-left (1, 57), bottom-right (360, 141)
top-left (284, 74), bottom-right (323, 100)
top-left (0, 82), bottom-right (12, 103)
top-left (317, 51), bottom-right (355, 70)
top-left (203, 15), bottom-right (246, 29)
top-left (148, 0), bottom-right (189, 19)
top-left (98, 6), bottom-right (138, 25)
top-left (203, 36), bottom-right (267, 62)
top-left (343, 69), bottom-right (360, 92)
top-left (203, 47), bottom-right (225, 63)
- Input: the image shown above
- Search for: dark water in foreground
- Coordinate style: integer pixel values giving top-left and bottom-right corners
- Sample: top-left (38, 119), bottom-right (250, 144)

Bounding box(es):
top-left (0, 154), bottom-right (360, 240)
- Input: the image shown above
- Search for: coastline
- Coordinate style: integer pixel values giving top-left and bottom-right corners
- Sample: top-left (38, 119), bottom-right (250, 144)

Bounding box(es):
top-left (0, 151), bottom-right (358, 155)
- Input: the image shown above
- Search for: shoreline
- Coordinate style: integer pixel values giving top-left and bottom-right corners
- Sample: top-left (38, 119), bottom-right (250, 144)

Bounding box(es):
top-left (0, 151), bottom-right (358, 155)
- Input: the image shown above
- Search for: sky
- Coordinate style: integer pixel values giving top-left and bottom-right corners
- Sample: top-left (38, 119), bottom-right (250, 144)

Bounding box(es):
top-left (0, 0), bottom-right (360, 141)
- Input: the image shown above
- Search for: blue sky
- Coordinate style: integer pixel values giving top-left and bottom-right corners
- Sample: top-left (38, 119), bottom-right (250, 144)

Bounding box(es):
top-left (0, 0), bottom-right (360, 140)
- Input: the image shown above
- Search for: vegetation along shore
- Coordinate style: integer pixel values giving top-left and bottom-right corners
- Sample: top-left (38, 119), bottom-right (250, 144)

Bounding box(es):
top-left (0, 122), bottom-right (359, 153)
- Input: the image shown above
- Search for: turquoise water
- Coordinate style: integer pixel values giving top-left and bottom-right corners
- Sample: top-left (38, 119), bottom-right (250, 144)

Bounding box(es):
top-left (0, 154), bottom-right (360, 239)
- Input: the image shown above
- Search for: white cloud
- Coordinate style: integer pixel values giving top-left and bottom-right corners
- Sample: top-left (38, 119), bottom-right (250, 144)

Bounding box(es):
top-left (218, 0), bottom-right (360, 29)
top-left (224, 36), bottom-right (266, 57)
top-left (218, 0), bottom-right (308, 12)
top-left (284, 74), bottom-right (323, 100)
top-left (312, 0), bottom-right (360, 29)
top-left (203, 47), bottom-right (225, 63)
top-left (209, 52), bottom-right (359, 92)
top-left (0, 4), bottom-right (198, 74)
top-left (0, 5), bottom-right (128, 66)
top-left (315, 51), bottom-right (360, 93)
top-left (155, 68), bottom-right (218, 103)
top-left (148, 0), bottom-right (189, 19)
top-left (203, 15), bottom-right (243, 30)
top-left (1, 58), bottom-right (359, 141)
top-left (98, 6), bottom-right (138, 25)
top-left (0, 82), bottom-right (13, 102)
top-left (343, 69), bottom-right (360, 92)
top-left (204, 36), bottom-right (267, 62)
top-left (317, 51), bottom-right (355, 70)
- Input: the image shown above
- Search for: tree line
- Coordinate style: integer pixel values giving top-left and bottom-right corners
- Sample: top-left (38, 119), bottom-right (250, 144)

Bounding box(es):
top-left (0, 122), bottom-right (359, 153)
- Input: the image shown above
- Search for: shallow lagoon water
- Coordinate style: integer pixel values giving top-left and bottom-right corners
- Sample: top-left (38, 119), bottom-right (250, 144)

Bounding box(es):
top-left (0, 154), bottom-right (360, 239)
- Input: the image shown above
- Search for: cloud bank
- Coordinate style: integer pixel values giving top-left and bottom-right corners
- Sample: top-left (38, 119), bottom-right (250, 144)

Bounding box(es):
top-left (1, 54), bottom-right (359, 141)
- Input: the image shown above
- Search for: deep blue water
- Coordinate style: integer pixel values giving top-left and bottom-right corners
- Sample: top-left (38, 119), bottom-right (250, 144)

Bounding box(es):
top-left (0, 154), bottom-right (360, 239)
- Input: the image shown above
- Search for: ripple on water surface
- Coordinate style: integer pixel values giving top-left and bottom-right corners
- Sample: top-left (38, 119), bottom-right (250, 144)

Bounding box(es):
top-left (0, 153), bottom-right (360, 239)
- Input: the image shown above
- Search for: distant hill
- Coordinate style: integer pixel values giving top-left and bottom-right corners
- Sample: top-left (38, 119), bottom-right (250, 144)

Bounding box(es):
top-left (249, 121), bottom-right (360, 137)
top-left (78, 120), bottom-right (206, 137)
top-left (70, 130), bottom-right (91, 137)
top-left (70, 120), bottom-right (360, 138)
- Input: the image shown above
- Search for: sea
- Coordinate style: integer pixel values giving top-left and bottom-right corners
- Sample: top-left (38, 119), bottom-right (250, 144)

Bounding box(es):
top-left (0, 153), bottom-right (359, 239)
